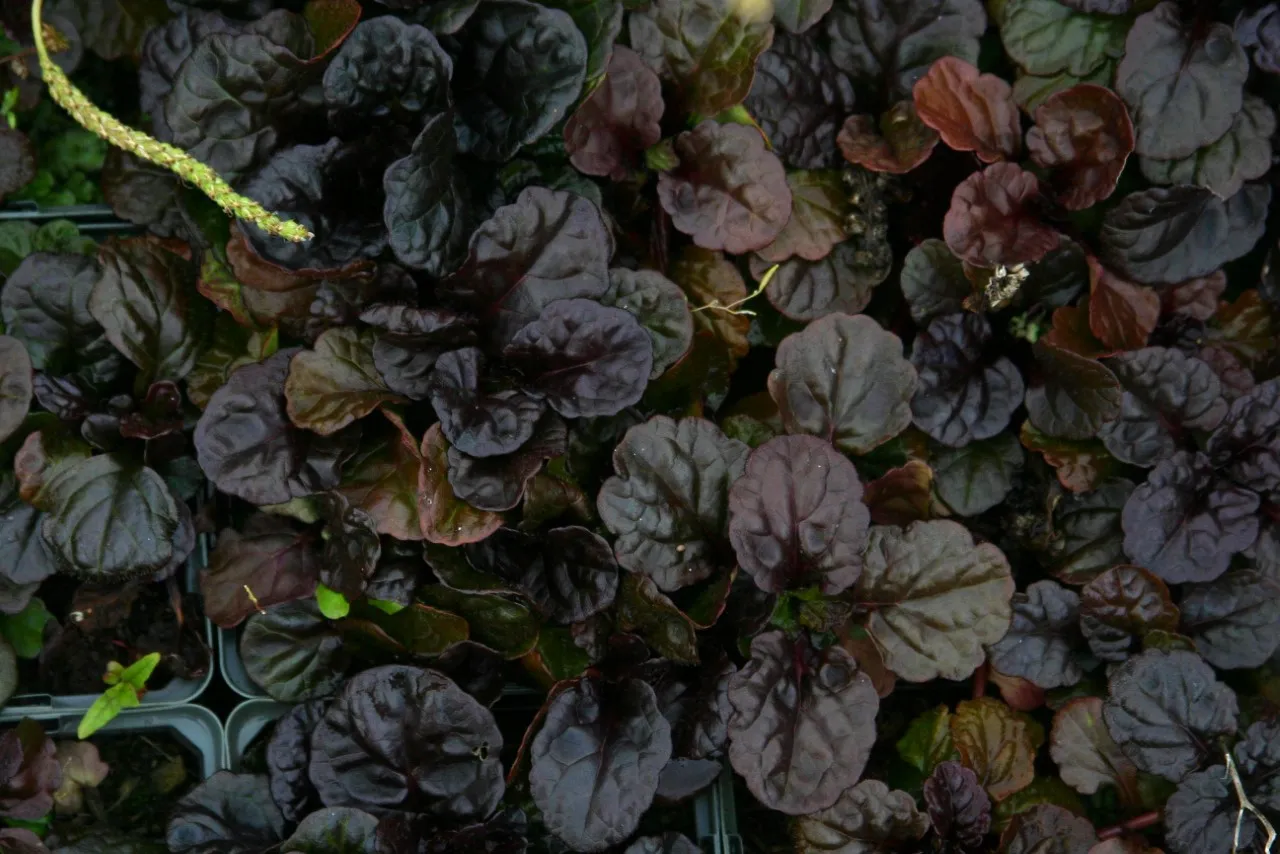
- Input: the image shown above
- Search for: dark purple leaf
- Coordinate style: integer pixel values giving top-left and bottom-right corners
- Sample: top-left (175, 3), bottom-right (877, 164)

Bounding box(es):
top-left (242, 600), bottom-right (350, 702)
top-left (728, 434), bottom-right (869, 595)
top-left (1205, 378), bottom-right (1280, 495)
top-left (321, 17), bottom-right (452, 136)
top-left (447, 414), bottom-right (567, 512)
top-left (1079, 565), bottom-right (1178, 662)
top-left (564, 46), bottom-right (663, 180)
top-left (266, 700), bottom-right (326, 823)
top-left (756, 171), bottom-right (849, 265)
top-left (923, 761), bottom-right (991, 853)
top-left (943, 163), bottom-right (1061, 267)
top-left (623, 834), bottom-right (699, 854)
top-left (987, 580), bottom-right (1089, 690)
top-left (333, 414), bottom-right (424, 541)
top-left (824, 0), bottom-right (987, 99)
top-left (793, 780), bottom-right (928, 853)
top-left (853, 520), bottom-right (1013, 681)
top-left (1097, 347), bottom-right (1227, 468)
top-left (1026, 341), bottom-right (1122, 441)
top-left (0, 131), bottom-right (35, 205)
top-left (139, 10), bottom-right (239, 132)
top-left (745, 32), bottom-right (855, 169)
top-left (418, 424), bottom-right (504, 546)
top-left (1121, 451), bottom-right (1259, 584)
top-left (899, 239), bottom-right (968, 325)
top-left (465, 526), bottom-right (619, 622)
top-left (657, 121), bottom-right (792, 256)
top-left (2, 253), bottom-right (101, 374)
top-left (450, 0), bottom-right (587, 161)
top-left (166, 772), bottom-right (285, 854)
top-left (1103, 649), bottom-right (1238, 782)
top-left (597, 416), bottom-right (748, 591)
top-left (616, 574), bottom-right (699, 664)
top-left (281, 807), bottom-right (378, 854)
top-left (442, 187), bottom-right (612, 348)
top-left (769, 313), bottom-right (917, 455)
top-left (504, 299), bottom-right (652, 419)
top-left (285, 327), bottom-right (402, 436)
top-left (1164, 764), bottom-right (1256, 854)
top-left (0, 339), bottom-right (31, 447)
top-left (383, 112), bottom-right (474, 279)
top-left (0, 475), bottom-right (57, 588)
top-left (529, 677), bottom-right (672, 851)
top-left (200, 520), bottom-right (318, 629)
top-left (603, 269), bottom-right (694, 379)
top-left (309, 666), bottom-right (504, 819)
top-left (1140, 95), bottom-right (1276, 199)
top-left (754, 243), bottom-right (887, 322)
top-left (1115, 2), bottom-right (1248, 159)
top-left (426, 348), bottom-right (546, 459)
top-left (1099, 185), bottom-right (1270, 286)
top-left (1181, 570), bottom-right (1280, 669)
top-left (1046, 479), bottom-right (1132, 585)
top-left (1026, 84), bottom-right (1134, 211)
top-left (932, 432), bottom-right (1023, 517)
top-left (629, 0), bottom-right (774, 117)
top-left (195, 349), bottom-right (358, 505)
top-left (910, 313), bottom-right (1024, 447)
top-left (727, 631), bottom-right (878, 815)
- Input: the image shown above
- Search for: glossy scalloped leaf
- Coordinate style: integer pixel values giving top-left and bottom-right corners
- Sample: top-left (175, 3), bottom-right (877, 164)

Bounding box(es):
top-left (629, 0), bottom-right (774, 116)
top-left (670, 247), bottom-right (751, 363)
top-left (924, 761), bottom-right (991, 853)
top-left (598, 416), bottom-right (747, 591)
top-left (769, 314), bottom-right (918, 455)
top-left (530, 677), bottom-right (672, 850)
top-left (383, 112), bottom-right (473, 279)
top-left (854, 520), bottom-right (1013, 682)
top-left (333, 415), bottom-right (423, 541)
top-left (824, 0), bottom-right (987, 99)
top-left (285, 327), bottom-right (402, 436)
top-left (756, 243), bottom-right (885, 322)
top-left (426, 348), bottom-right (546, 459)
top-left (1045, 479), bottom-right (1131, 585)
top-left (200, 521), bottom-right (318, 629)
top-left (1079, 565), bottom-right (1178, 662)
top-left (564, 46), bottom-right (664, 181)
top-left (728, 435), bottom-right (869, 595)
top-left (1025, 341), bottom-right (1121, 440)
top-left (166, 772), bottom-right (286, 854)
top-left (603, 268), bottom-right (693, 380)
top-left (932, 433), bottom-right (1024, 517)
top-left (727, 631), bottom-right (878, 815)
top-left (1026, 85), bottom-right (1134, 211)
top-left (1180, 570), bottom-right (1280, 669)
top-left (241, 600), bottom-right (350, 702)
top-left (794, 780), bottom-right (929, 854)
top-left (1000, 0), bottom-right (1128, 77)
top-left (837, 101), bottom-right (939, 174)
top-left (1098, 184), bottom-right (1270, 286)
top-left (1019, 422), bottom-right (1117, 493)
top-left (756, 170), bottom-right (849, 264)
top-left (1049, 697), bottom-right (1138, 800)
top-left (657, 121), bottom-right (792, 255)
top-left (900, 239), bottom-right (969, 324)
top-left (987, 580), bottom-right (1089, 690)
top-left (1140, 95), bottom-right (1276, 199)
top-left (951, 698), bottom-right (1036, 802)
top-left (913, 57), bottom-right (1021, 162)
top-left (999, 804), bottom-right (1096, 854)
top-left (943, 163), bottom-right (1061, 267)
top-left (417, 424), bottom-right (503, 547)
top-left (1115, 2), bottom-right (1248, 160)
top-left (744, 32), bottom-right (855, 169)
top-left (1104, 649), bottom-right (1238, 782)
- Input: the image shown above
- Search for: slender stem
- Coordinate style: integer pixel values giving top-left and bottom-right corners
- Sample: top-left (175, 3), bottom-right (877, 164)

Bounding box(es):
top-left (1096, 811), bottom-right (1160, 841)
top-left (29, 0), bottom-right (312, 243)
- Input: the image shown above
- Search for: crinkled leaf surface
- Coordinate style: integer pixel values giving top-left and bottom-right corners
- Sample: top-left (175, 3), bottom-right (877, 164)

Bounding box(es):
top-left (597, 416), bottom-right (748, 591)
top-left (1097, 347), bottom-right (1226, 468)
top-left (727, 631), bottom-right (879, 815)
top-left (334, 416), bottom-right (423, 541)
top-left (503, 299), bottom-right (652, 419)
top-left (442, 187), bottom-right (612, 348)
top-left (1047, 479), bottom-right (1132, 585)
top-left (899, 239), bottom-right (969, 325)
top-left (1121, 451), bottom-right (1258, 584)
top-left (166, 772), bottom-right (286, 854)
top-left (1026, 84), bottom-right (1134, 211)
top-left (1000, 0), bottom-right (1128, 77)
top-left (1140, 95), bottom-right (1276, 199)
top-left (757, 171), bottom-right (849, 264)
top-left (943, 163), bottom-right (1060, 267)
top-left (196, 349), bottom-right (357, 505)
top-left (450, 0), bottom-right (587, 161)
top-left (794, 780), bottom-right (928, 854)
top-left (418, 424), bottom-right (503, 546)
top-left (629, 0), bottom-right (774, 116)
top-left (854, 520), bottom-right (1013, 682)
top-left (309, 666), bottom-right (504, 819)
top-left (446, 412), bottom-right (566, 512)
top-left (913, 57), bottom-right (1020, 162)
top-left (466, 525), bottom-right (619, 622)
top-left (824, 0), bottom-right (987, 99)
top-left (769, 313), bottom-right (918, 455)
top-left (728, 435), bottom-right (869, 595)
top-left (383, 112), bottom-right (473, 279)
top-left (656, 121), bottom-right (792, 256)
top-left (924, 761), bottom-right (991, 853)
top-left (1099, 184), bottom-right (1270, 286)
top-left (564, 46), bottom-right (663, 181)
top-left (670, 247), bottom-right (752, 362)
top-left (987, 580), bottom-right (1088, 690)
top-left (951, 698), bottom-right (1036, 802)
top-left (1, 253), bottom-right (101, 374)
top-left (1079, 565), bottom-right (1178, 662)
top-left (1103, 649), bottom-right (1238, 782)
top-left (603, 268), bottom-right (693, 379)
top-left (267, 700), bottom-right (327, 822)
top-left (0, 340), bottom-right (32, 448)
top-left (426, 348), bottom-right (546, 459)
top-left (999, 804), bottom-right (1096, 854)
top-left (1205, 378), bottom-right (1280, 494)
top-left (1115, 2), bottom-right (1248, 159)
top-left (281, 807), bottom-right (378, 854)
top-left (932, 433), bottom-right (1024, 517)
top-left (910, 312), bottom-right (1025, 447)
top-left (745, 32), bottom-right (855, 170)
top-left (756, 243), bottom-right (886, 322)
top-left (529, 677), bottom-right (671, 851)
top-left (1180, 569), bottom-right (1280, 669)
top-left (837, 102), bottom-right (939, 175)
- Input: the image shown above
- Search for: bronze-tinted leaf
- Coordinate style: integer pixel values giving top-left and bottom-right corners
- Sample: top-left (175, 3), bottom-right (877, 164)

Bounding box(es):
top-left (756, 170), bottom-right (849, 264)
top-left (1079, 565), bottom-right (1178, 662)
top-left (952, 697), bottom-right (1037, 802)
top-left (944, 163), bottom-right (1061, 267)
top-left (418, 424), bottom-right (503, 546)
top-left (1087, 257), bottom-right (1159, 353)
top-left (837, 102), bottom-right (939, 174)
top-left (1026, 84), bottom-right (1134, 211)
top-left (913, 57), bottom-right (1021, 162)
top-left (794, 780), bottom-right (929, 854)
top-left (564, 46), bottom-right (664, 180)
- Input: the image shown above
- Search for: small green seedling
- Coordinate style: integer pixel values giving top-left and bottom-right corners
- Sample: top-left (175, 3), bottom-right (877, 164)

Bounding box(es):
top-left (1, 87), bottom-right (18, 129)
top-left (76, 652), bottom-right (161, 739)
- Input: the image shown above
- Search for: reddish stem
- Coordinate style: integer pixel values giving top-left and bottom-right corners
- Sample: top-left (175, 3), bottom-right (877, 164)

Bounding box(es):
top-left (1097, 811), bottom-right (1161, 841)
top-left (971, 662), bottom-right (988, 700)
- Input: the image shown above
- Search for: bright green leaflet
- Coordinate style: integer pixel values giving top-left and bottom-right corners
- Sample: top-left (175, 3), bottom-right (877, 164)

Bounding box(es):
top-left (77, 652), bottom-right (161, 739)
